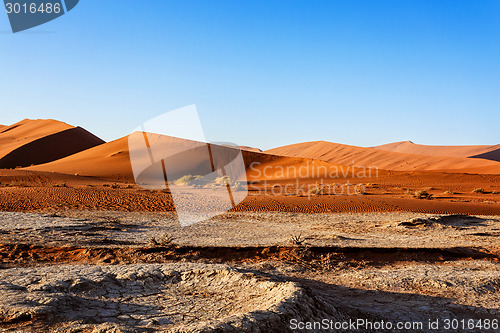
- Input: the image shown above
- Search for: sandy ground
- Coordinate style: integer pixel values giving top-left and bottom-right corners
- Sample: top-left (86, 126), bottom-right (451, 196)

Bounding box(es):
top-left (0, 210), bottom-right (499, 249)
top-left (1, 211), bottom-right (499, 332)
top-left (1, 169), bottom-right (500, 215)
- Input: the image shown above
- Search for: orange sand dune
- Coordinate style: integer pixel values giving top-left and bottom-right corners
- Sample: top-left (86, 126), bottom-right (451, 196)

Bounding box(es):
top-left (375, 140), bottom-right (500, 161)
top-left (0, 119), bottom-right (105, 168)
top-left (266, 141), bottom-right (500, 173)
top-left (28, 134), bottom-right (367, 182)
top-left (0, 119), bottom-right (72, 152)
top-left (238, 146), bottom-right (262, 153)
top-left (27, 136), bottom-right (133, 181)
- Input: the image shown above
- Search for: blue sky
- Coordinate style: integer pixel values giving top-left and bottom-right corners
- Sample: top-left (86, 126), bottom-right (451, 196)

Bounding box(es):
top-left (1, 1), bottom-right (499, 149)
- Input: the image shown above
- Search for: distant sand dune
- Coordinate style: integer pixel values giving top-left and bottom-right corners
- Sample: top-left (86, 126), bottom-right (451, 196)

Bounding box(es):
top-left (238, 146), bottom-right (262, 153)
top-left (28, 134), bottom-right (358, 182)
top-left (267, 141), bottom-right (500, 173)
top-left (375, 141), bottom-right (500, 161)
top-left (11, 119), bottom-right (500, 178)
top-left (0, 119), bottom-right (105, 168)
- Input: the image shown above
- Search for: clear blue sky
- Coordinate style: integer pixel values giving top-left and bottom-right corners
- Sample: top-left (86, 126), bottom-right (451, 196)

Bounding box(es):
top-left (1, 1), bottom-right (499, 149)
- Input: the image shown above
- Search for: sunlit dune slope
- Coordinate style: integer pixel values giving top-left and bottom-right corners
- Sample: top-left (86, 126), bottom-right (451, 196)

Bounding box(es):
top-left (27, 134), bottom-right (368, 182)
top-left (266, 141), bottom-right (500, 173)
top-left (375, 141), bottom-right (500, 162)
top-left (27, 136), bottom-right (133, 181)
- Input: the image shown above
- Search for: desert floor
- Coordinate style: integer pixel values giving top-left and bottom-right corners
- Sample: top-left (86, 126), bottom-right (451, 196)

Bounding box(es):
top-left (1, 169), bottom-right (500, 215)
top-left (0, 208), bottom-right (499, 332)
top-left (0, 169), bottom-right (500, 332)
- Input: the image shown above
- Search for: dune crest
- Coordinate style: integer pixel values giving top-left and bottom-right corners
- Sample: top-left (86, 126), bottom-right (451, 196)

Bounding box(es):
top-left (27, 136), bottom-right (133, 181)
top-left (375, 140), bottom-right (500, 160)
top-left (28, 134), bottom-right (359, 182)
top-left (0, 119), bottom-right (105, 168)
top-left (266, 141), bottom-right (500, 173)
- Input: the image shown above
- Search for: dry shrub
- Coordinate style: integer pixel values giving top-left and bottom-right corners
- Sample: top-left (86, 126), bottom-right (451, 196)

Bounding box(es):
top-left (414, 190), bottom-right (433, 200)
top-left (308, 183), bottom-right (324, 195)
top-left (288, 234), bottom-right (306, 246)
top-left (148, 234), bottom-right (176, 248)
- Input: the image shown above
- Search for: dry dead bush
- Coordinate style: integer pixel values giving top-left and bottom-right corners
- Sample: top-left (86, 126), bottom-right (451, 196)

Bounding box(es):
top-left (148, 234), bottom-right (177, 248)
top-left (414, 190), bottom-right (433, 200)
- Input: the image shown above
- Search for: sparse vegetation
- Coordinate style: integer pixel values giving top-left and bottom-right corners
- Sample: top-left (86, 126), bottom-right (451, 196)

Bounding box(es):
top-left (175, 175), bottom-right (197, 185)
top-left (472, 188), bottom-right (485, 194)
top-left (232, 182), bottom-right (244, 191)
top-left (444, 190), bottom-right (455, 195)
top-left (212, 176), bottom-right (245, 191)
top-left (214, 176), bottom-right (233, 186)
top-left (355, 185), bottom-right (365, 195)
top-left (414, 190), bottom-right (433, 200)
top-left (52, 183), bottom-right (67, 188)
top-left (175, 175), bottom-right (208, 188)
top-left (148, 234), bottom-right (177, 248)
top-left (308, 183), bottom-right (324, 195)
top-left (288, 234), bottom-right (306, 246)
top-left (110, 183), bottom-right (120, 189)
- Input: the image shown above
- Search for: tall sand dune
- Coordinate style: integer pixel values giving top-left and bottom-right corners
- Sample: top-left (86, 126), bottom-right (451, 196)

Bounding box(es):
top-left (28, 134), bottom-right (364, 182)
top-left (266, 141), bottom-right (500, 173)
top-left (27, 136), bottom-right (133, 181)
top-left (0, 119), bottom-right (105, 168)
top-left (375, 141), bottom-right (500, 161)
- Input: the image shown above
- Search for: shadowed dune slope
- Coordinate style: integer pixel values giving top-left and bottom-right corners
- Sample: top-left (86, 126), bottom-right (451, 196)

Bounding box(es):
top-left (0, 119), bottom-right (105, 168)
top-left (266, 141), bottom-right (500, 173)
top-left (375, 141), bottom-right (500, 161)
top-left (470, 146), bottom-right (500, 163)
top-left (0, 128), bottom-right (105, 169)
top-left (28, 134), bottom-right (363, 182)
